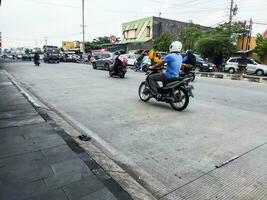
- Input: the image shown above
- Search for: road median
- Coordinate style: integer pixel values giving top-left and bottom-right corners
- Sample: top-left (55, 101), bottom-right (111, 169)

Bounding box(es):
top-left (195, 71), bottom-right (267, 83)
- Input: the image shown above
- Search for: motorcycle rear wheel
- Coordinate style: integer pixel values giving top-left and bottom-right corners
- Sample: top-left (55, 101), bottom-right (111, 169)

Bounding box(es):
top-left (170, 87), bottom-right (189, 111)
top-left (138, 82), bottom-right (150, 102)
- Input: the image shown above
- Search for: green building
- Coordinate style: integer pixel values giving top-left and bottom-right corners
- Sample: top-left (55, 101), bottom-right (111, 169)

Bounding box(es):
top-left (103, 16), bottom-right (208, 53)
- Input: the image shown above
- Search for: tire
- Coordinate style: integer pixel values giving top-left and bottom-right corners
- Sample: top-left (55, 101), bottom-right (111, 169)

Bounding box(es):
top-left (92, 63), bottom-right (97, 69)
top-left (138, 82), bottom-right (150, 102)
top-left (256, 69), bottom-right (264, 76)
top-left (120, 73), bottom-right (125, 79)
top-left (104, 63), bottom-right (109, 71)
top-left (228, 68), bottom-right (235, 74)
top-left (170, 87), bottom-right (189, 111)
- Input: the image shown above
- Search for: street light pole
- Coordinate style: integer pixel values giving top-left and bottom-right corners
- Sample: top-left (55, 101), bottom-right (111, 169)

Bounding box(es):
top-left (82, 0), bottom-right (85, 58)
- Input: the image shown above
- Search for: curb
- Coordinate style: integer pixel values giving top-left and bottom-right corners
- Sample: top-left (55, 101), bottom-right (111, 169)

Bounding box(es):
top-left (195, 72), bottom-right (267, 83)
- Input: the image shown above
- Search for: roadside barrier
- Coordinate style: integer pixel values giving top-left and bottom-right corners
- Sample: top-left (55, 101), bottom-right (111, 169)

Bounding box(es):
top-left (195, 72), bottom-right (267, 84)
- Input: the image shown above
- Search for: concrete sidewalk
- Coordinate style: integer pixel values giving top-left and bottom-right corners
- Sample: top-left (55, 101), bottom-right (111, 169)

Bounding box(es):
top-left (0, 69), bottom-right (132, 200)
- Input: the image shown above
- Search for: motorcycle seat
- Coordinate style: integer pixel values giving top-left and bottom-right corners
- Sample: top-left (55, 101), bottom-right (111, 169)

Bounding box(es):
top-left (164, 77), bottom-right (183, 83)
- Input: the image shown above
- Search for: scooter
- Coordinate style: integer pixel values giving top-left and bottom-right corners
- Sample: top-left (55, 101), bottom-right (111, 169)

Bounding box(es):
top-left (109, 64), bottom-right (127, 78)
top-left (138, 69), bottom-right (194, 111)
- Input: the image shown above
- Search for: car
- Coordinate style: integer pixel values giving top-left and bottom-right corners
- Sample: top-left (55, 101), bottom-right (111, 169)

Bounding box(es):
top-left (225, 57), bottom-right (267, 76)
top-left (22, 54), bottom-right (32, 61)
top-left (92, 52), bottom-right (114, 70)
top-left (126, 54), bottom-right (138, 66)
top-left (17, 54), bottom-right (23, 59)
top-left (194, 54), bottom-right (215, 72)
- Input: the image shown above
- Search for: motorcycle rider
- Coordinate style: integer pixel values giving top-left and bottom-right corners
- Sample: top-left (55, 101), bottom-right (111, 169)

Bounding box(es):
top-left (148, 41), bottom-right (183, 99)
top-left (33, 52), bottom-right (40, 65)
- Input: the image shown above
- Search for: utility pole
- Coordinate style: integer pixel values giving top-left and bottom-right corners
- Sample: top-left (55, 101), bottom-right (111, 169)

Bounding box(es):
top-left (82, 0), bottom-right (85, 58)
top-left (246, 18), bottom-right (253, 50)
top-left (241, 20), bottom-right (246, 50)
top-left (44, 37), bottom-right (48, 46)
top-left (229, 0), bottom-right (238, 24)
top-left (229, 0), bottom-right (234, 24)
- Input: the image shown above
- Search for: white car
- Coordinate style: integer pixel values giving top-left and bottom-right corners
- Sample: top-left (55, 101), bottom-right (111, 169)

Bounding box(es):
top-left (225, 57), bottom-right (267, 76)
top-left (126, 54), bottom-right (138, 66)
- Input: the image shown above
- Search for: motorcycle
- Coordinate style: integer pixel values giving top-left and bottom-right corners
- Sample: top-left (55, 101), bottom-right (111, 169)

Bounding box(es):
top-left (109, 64), bottom-right (127, 78)
top-left (138, 69), bottom-right (194, 111)
top-left (180, 70), bottom-right (195, 82)
top-left (34, 59), bottom-right (40, 66)
top-left (134, 60), bottom-right (150, 72)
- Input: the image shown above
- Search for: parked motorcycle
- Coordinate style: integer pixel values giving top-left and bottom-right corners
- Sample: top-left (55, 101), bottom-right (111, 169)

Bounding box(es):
top-left (138, 69), bottom-right (194, 111)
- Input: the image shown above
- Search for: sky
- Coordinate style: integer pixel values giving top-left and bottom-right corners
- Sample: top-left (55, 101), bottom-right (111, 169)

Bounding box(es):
top-left (0, 0), bottom-right (267, 48)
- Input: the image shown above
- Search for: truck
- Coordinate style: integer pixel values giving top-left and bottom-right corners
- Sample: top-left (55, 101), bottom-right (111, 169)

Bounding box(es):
top-left (43, 45), bottom-right (60, 63)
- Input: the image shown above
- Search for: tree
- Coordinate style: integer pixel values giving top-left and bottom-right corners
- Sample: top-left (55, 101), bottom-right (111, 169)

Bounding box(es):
top-left (85, 36), bottom-right (111, 52)
top-left (153, 32), bottom-right (172, 52)
top-left (178, 22), bottom-right (203, 51)
top-left (196, 22), bottom-right (248, 58)
top-left (197, 34), bottom-right (236, 58)
top-left (255, 34), bottom-right (267, 57)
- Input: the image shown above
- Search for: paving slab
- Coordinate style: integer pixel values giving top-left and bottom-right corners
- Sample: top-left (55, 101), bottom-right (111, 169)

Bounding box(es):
top-left (26, 189), bottom-right (68, 200)
top-left (0, 69), bottom-right (133, 200)
top-left (62, 176), bottom-right (105, 200)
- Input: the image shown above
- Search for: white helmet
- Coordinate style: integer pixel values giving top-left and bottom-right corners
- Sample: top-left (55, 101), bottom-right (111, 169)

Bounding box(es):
top-left (169, 41), bottom-right (182, 53)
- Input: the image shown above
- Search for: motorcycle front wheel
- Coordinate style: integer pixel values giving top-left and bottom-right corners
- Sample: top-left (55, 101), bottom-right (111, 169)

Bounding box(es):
top-left (170, 87), bottom-right (189, 111)
top-left (138, 82), bottom-right (150, 102)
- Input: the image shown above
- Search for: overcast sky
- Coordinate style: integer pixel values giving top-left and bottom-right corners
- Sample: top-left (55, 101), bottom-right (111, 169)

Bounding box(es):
top-left (0, 0), bottom-right (266, 48)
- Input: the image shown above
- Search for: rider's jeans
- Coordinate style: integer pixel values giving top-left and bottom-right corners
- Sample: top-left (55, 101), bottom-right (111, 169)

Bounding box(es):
top-left (148, 73), bottom-right (168, 96)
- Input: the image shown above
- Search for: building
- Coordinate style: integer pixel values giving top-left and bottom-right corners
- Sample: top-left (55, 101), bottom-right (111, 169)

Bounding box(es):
top-left (237, 29), bottom-right (267, 64)
top-left (103, 16), bottom-right (208, 53)
top-left (62, 41), bottom-right (80, 52)
top-left (122, 16), bottom-right (208, 52)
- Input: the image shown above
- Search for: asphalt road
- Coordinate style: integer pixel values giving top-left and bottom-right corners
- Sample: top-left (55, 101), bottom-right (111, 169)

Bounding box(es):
top-left (4, 61), bottom-right (267, 200)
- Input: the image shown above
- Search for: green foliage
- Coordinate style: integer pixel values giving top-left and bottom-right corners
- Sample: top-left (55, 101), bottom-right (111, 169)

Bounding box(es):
top-left (178, 22), bottom-right (203, 51)
top-left (197, 34), bottom-right (236, 58)
top-left (153, 32), bottom-right (172, 52)
top-left (195, 22), bottom-right (248, 57)
top-left (85, 36), bottom-right (110, 52)
top-left (25, 48), bottom-right (31, 54)
top-left (255, 34), bottom-right (267, 57)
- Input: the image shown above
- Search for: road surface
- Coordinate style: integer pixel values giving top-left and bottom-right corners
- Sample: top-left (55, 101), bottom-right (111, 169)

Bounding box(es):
top-left (4, 61), bottom-right (267, 200)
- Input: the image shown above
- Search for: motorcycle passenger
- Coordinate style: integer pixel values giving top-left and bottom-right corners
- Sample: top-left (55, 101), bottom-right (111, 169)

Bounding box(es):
top-left (140, 52), bottom-right (150, 71)
top-left (182, 50), bottom-right (196, 73)
top-left (113, 50), bottom-right (127, 74)
top-left (148, 41), bottom-right (183, 99)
